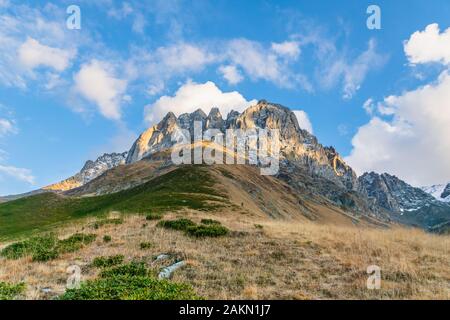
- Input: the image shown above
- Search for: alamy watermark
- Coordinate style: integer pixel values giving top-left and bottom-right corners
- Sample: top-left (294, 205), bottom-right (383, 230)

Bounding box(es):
top-left (170, 121), bottom-right (280, 175)
top-left (367, 5), bottom-right (381, 30)
top-left (66, 265), bottom-right (81, 289)
top-left (66, 5), bottom-right (81, 30)
top-left (366, 265), bottom-right (381, 290)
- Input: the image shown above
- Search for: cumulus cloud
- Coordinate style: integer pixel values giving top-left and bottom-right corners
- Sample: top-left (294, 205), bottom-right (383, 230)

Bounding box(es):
top-left (218, 65), bottom-right (243, 85)
top-left (346, 71), bottom-right (450, 186)
top-left (18, 37), bottom-right (74, 72)
top-left (144, 81), bottom-right (256, 124)
top-left (293, 110), bottom-right (313, 133)
top-left (74, 60), bottom-right (128, 120)
top-left (0, 164), bottom-right (35, 184)
top-left (271, 41), bottom-right (301, 60)
top-left (404, 23), bottom-right (450, 65)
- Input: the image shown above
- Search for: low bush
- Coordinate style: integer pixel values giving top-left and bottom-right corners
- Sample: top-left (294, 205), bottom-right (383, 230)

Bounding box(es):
top-left (186, 225), bottom-right (229, 238)
top-left (103, 235), bottom-right (112, 243)
top-left (157, 218), bottom-right (229, 238)
top-left (200, 219), bottom-right (221, 225)
top-left (57, 233), bottom-right (96, 254)
top-left (91, 218), bottom-right (123, 229)
top-left (0, 233), bottom-right (96, 262)
top-left (92, 255), bottom-right (124, 268)
top-left (157, 218), bottom-right (196, 231)
top-left (59, 275), bottom-right (199, 300)
top-left (100, 262), bottom-right (150, 278)
top-left (145, 213), bottom-right (163, 221)
top-left (0, 282), bottom-right (25, 300)
top-left (139, 242), bottom-right (153, 250)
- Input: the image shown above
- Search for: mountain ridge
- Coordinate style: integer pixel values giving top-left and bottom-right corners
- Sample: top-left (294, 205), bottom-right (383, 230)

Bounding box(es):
top-left (1, 100), bottom-right (449, 233)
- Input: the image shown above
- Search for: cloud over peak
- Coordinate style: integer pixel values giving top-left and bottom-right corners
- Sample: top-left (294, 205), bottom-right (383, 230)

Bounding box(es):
top-left (144, 81), bottom-right (257, 124)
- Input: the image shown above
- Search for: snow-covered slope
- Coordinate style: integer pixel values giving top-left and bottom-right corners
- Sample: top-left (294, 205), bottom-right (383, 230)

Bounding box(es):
top-left (422, 183), bottom-right (450, 203)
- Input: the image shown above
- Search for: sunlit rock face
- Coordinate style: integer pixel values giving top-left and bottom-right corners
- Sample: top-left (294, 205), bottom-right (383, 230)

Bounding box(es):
top-left (126, 100), bottom-right (358, 189)
top-left (45, 152), bottom-right (128, 191)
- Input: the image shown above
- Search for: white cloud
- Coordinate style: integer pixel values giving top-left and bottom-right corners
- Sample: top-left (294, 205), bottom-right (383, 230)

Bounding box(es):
top-left (144, 81), bottom-right (256, 124)
top-left (271, 41), bottom-right (301, 60)
top-left (218, 65), bottom-right (243, 85)
top-left (225, 39), bottom-right (291, 87)
top-left (346, 71), bottom-right (450, 186)
top-left (18, 37), bottom-right (74, 72)
top-left (0, 164), bottom-right (35, 184)
top-left (0, 118), bottom-right (16, 136)
top-left (404, 23), bottom-right (450, 65)
top-left (320, 39), bottom-right (386, 99)
top-left (155, 43), bottom-right (216, 73)
top-left (74, 60), bottom-right (128, 120)
top-left (293, 110), bottom-right (313, 133)
top-left (0, 4), bottom-right (85, 89)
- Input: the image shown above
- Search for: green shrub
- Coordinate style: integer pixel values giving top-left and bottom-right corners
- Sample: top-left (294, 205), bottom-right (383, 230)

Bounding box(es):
top-left (139, 242), bottom-right (153, 250)
top-left (186, 225), bottom-right (229, 238)
top-left (100, 262), bottom-right (149, 278)
top-left (157, 218), bottom-right (196, 231)
top-left (157, 218), bottom-right (229, 238)
top-left (0, 233), bottom-right (96, 262)
top-left (103, 235), bottom-right (112, 243)
top-left (200, 218), bottom-right (221, 225)
top-left (92, 255), bottom-right (124, 268)
top-left (32, 247), bottom-right (59, 262)
top-left (59, 275), bottom-right (200, 300)
top-left (91, 218), bottom-right (123, 229)
top-left (145, 213), bottom-right (163, 221)
top-left (57, 233), bottom-right (96, 254)
top-left (0, 241), bottom-right (31, 259)
top-left (0, 282), bottom-right (25, 300)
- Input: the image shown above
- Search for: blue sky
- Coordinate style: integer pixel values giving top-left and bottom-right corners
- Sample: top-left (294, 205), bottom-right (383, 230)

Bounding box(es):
top-left (1, 0), bottom-right (450, 195)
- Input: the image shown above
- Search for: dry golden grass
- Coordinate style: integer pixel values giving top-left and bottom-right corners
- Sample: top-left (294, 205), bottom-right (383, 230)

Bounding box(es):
top-left (0, 210), bottom-right (449, 300)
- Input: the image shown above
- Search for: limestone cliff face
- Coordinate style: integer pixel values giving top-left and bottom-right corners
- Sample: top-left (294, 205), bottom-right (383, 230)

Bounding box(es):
top-left (125, 100), bottom-right (358, 191)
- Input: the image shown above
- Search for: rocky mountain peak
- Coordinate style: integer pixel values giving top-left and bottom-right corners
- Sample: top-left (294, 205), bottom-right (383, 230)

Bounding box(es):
top-left (358, 171), bottom-right (438, 212)
top-left (441, 183), bottom-right (450, 199)
top-left (206, 107), bottom-right (224, 130)
top-left (45, 152), bottom-right (128, 191)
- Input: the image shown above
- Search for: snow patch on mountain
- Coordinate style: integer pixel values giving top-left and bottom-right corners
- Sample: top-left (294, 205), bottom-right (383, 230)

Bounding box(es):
top-left (422, 183), bottom-right (450, 203)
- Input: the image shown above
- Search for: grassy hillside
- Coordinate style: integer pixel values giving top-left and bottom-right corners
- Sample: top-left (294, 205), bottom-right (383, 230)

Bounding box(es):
top-left (1, 212), bottom-right (448, 300)
top-left (0, 166), bottom-right (226, 240)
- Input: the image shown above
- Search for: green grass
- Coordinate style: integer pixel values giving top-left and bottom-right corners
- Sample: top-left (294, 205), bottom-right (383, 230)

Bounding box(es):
top-left (0, 233), bottom-right (96, 262)
top-left (92, 255), bottom-right (124, 268)
top-left (60, 261), bottom-right (200, 300)
top-left (0, 282), bottom-right (25, 300)
top-left (157, 218), bottom-right (229, 238)
top-left (0, 166), bottom-right (226, 239)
